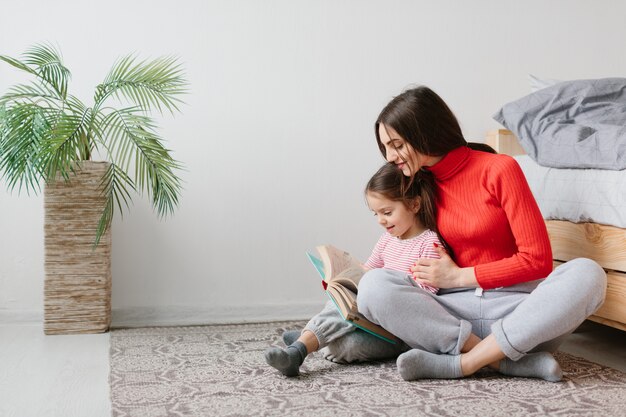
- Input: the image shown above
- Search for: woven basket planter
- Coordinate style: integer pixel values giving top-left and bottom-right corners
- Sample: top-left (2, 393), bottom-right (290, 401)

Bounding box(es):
top-left (44, 161), bottom-right (112, 335)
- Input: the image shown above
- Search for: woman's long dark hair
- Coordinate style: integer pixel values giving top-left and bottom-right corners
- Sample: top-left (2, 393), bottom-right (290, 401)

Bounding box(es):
top-left (375, 85), bottom-right (495, 157)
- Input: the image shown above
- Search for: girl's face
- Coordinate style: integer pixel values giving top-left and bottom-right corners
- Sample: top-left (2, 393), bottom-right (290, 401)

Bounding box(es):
top-left (366, 191), bottom-right (423, 240)
top-left (378, 123), bottom-right (441, 176)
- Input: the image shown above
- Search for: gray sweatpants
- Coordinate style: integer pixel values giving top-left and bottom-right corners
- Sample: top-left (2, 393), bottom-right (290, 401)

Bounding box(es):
top-left (305, 258), bottom-right (606, 362)
top-left (303, 300), bottom-right (409, 362)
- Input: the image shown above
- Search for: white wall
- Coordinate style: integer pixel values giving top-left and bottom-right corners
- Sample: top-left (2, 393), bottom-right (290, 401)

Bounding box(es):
top-left (2, 1), bottom-right (626, 326)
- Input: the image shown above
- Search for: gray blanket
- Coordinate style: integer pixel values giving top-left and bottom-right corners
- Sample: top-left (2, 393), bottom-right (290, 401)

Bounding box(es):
top-left (493, 78), bottom-right (626, 170)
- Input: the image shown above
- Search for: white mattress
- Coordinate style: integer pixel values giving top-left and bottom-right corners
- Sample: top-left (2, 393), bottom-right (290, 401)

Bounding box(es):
top-left (515, 155), bottom-right (626, 229)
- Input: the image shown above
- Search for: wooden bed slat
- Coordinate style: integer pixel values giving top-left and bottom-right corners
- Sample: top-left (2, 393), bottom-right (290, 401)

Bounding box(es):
top-left (546, 220), bottom-right (626, 272)
top-left (587, 316), bottom-right (626, 332)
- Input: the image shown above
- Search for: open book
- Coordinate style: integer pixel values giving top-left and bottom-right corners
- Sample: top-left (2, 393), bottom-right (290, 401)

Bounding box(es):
top-left (307, 245), bottom-right (399, 344)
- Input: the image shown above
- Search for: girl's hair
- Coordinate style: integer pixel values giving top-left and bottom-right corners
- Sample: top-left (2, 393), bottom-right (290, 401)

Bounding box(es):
top-left (366, 162), bottom-right (455, 257)
top-left (375, 85), bottom-right (496, 158)
top-left (365, 163), bottom-right (437, 233)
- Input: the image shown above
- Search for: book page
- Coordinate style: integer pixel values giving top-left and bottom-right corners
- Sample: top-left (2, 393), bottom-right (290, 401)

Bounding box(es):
top-left (326, 286), bottom-right (350, 318)
top-left (317, 245), bottom-right (364, 283)
top-left (330, 284), bottom-right (358, 312)
top-left (332, 267), bottom-right (365, 292)
top-left (327, 285), bottom-right (357, 319)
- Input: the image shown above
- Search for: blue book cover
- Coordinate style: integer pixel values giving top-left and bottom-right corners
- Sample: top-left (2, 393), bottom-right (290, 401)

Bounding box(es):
top-left (306, 252), bottom-right (326, 280)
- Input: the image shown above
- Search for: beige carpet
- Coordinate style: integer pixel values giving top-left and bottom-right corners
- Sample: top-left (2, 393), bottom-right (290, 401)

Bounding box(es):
top-left (109, 321), bottom-right (626, 417)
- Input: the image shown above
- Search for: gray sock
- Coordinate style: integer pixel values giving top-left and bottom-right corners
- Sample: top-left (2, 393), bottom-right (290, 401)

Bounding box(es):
top-left (264, 341), bottom-right (308, 377)
top-left (282, 330), bottom-right (301, 346)
top-left (499, 352), bottom-right (562, 382)
top-left (397, 349), bottom-right (463, 381)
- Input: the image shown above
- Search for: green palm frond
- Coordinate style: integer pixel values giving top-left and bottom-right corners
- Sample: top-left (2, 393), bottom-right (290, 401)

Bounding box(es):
top-left (0, 55), bottom-right (38, 77)
top-left (0, 81), bottom-right (65, 109)
top-left (95, 55), bottom-right (187, 114)
top-left (98, 107), bottom-right (141, 173)
top-left (22, 43), bottom-right (71, 100)
top-left (66, 94), bottom-right (95, 158)
top-left (101, 107), bottom-right (182, 217)
top-left (95, 163), bottom-right (135, 247)
top-left (132, 125), bottom-right (183, 217)
top-left (0, 103), bottom-right (56, 193)
top-left (41, 108), bottom-right (91, 182)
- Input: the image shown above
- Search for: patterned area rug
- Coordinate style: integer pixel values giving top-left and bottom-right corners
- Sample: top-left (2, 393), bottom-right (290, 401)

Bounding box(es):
top-left (109, 321), bottom-right (626, 417)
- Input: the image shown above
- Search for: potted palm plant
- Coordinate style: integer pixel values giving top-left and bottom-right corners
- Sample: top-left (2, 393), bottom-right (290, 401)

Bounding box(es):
top-left (0, 43), bottom-right (188, 334)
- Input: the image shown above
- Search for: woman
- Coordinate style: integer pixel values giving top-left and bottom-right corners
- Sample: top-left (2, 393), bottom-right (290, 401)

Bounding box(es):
top-left (356, 86), bottom-right (607, 381)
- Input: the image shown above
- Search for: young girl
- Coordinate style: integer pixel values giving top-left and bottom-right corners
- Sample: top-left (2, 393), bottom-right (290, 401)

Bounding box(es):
top-left (264, 162), bottom-right (442, 377)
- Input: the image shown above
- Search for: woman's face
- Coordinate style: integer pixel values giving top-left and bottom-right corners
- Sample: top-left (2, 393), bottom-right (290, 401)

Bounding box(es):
top-left (378, 123), bottom-right (442, 176)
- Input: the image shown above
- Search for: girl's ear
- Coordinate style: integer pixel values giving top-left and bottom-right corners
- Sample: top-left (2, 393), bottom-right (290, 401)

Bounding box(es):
top-left (411, 197), bottom-right (421, 214)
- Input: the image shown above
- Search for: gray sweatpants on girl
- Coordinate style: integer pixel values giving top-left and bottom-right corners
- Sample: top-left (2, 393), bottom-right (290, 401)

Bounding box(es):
top-left (303, 300), bottom-right (409, 362)
top-left (304, 258), bottom-right (606, 362)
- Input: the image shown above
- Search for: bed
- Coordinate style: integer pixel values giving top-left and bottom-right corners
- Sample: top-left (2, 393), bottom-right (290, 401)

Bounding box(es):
top-left (486, 129), bottom-right (626, 332)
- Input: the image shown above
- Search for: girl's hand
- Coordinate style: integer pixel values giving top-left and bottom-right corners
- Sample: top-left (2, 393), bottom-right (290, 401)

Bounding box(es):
top-left (410, 244), bottom-right (468, 289)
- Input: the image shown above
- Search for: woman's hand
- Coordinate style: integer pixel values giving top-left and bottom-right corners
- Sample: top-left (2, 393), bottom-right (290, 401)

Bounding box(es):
top-left (410, 244), bottom-right (477, 289)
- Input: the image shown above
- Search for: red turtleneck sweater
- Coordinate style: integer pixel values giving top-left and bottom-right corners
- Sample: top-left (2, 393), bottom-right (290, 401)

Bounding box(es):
top-left (426, 146), bottom-right (553, 289)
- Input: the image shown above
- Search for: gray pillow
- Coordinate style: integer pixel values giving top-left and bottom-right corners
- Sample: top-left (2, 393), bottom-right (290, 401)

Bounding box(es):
top-left (493, 78), bottom-right (626, 170)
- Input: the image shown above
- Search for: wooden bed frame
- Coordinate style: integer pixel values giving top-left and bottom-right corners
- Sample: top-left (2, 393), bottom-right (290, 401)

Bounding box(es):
top-left (486, 129), bottom-right (626, 332)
